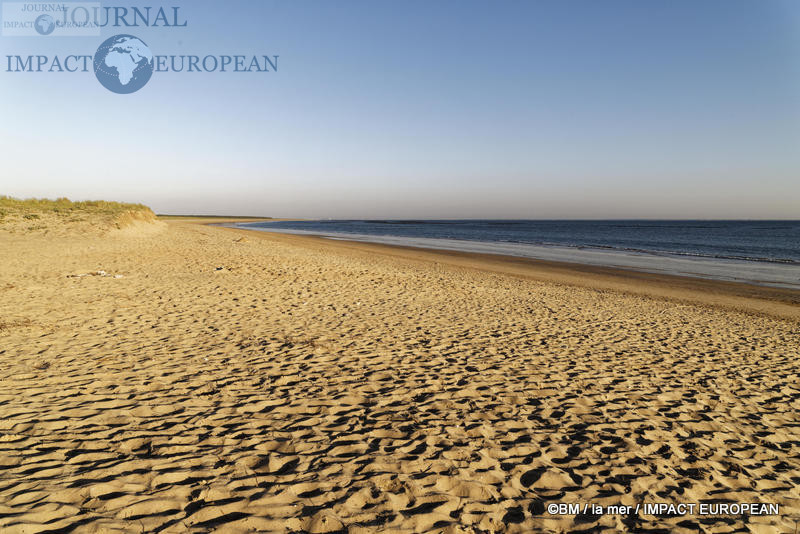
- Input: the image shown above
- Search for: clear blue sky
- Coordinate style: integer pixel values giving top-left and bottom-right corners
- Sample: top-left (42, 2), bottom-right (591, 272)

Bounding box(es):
top-left (1, 0), bottom-right (798, 218)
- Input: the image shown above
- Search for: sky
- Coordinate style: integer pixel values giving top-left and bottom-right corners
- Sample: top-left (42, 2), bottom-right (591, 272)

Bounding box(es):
top-left (0, 0), bottom-right (798, 218)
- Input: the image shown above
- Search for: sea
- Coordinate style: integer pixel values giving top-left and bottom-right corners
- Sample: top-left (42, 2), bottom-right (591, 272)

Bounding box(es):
top-left (236, 220), bottom-right (800, 289)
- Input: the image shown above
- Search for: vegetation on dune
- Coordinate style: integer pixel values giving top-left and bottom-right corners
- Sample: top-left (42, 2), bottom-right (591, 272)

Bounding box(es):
top-left (0, 196), bottom-right (152, 216)
top-left (0, 196), bottom-right (156, 233)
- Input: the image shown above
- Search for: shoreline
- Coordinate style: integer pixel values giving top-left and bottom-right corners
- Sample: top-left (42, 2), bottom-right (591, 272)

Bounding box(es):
top-left (231, 223), bottom-right (800, 290)
top-left (224, 224), bottom-right (800, 322)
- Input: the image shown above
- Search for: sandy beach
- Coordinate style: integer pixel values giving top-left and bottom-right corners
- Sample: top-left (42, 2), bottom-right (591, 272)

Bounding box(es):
top-left (1, 215), bottom-right (799, 533)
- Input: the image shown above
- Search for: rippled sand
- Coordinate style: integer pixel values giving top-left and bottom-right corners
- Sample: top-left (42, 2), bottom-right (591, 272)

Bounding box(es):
top-left (1, 218), bottom-right (798, 533)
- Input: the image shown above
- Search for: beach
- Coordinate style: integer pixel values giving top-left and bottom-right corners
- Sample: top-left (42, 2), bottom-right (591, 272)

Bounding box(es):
top-left (1, 216), bottom-right (799, 533)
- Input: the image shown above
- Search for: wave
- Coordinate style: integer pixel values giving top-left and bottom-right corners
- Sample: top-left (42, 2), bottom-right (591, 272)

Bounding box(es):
top-left (482, 239), bottom-right (800, 265)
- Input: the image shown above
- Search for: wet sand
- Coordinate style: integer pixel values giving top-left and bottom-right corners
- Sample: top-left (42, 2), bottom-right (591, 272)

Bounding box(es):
top-left (1, 217), bottom-right (798, 533)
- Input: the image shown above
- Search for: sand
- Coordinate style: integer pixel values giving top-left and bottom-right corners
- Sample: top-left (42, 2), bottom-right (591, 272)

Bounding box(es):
top-left (1, 217), bottom-right (798, 533)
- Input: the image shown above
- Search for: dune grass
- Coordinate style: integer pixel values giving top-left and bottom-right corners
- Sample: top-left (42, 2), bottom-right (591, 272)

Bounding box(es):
top-left (0, 196), bottom-right (156, 233)
top-left (0, 196), bottom-right (152, 218)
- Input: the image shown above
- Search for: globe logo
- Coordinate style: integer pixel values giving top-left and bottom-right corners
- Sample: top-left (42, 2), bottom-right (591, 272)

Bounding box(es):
top-left (93, 35), bottom-right (154, 94)
top-left (34, 14), bottom-right (56, 35)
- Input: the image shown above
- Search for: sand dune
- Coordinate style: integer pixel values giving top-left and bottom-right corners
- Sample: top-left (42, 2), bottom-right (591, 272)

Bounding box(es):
top-left (1, 219), bottom-right (798, 533)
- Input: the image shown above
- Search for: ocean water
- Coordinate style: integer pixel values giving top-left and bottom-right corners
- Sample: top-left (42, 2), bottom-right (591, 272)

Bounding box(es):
top-left (238, 220), bottom-right (800, 289)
